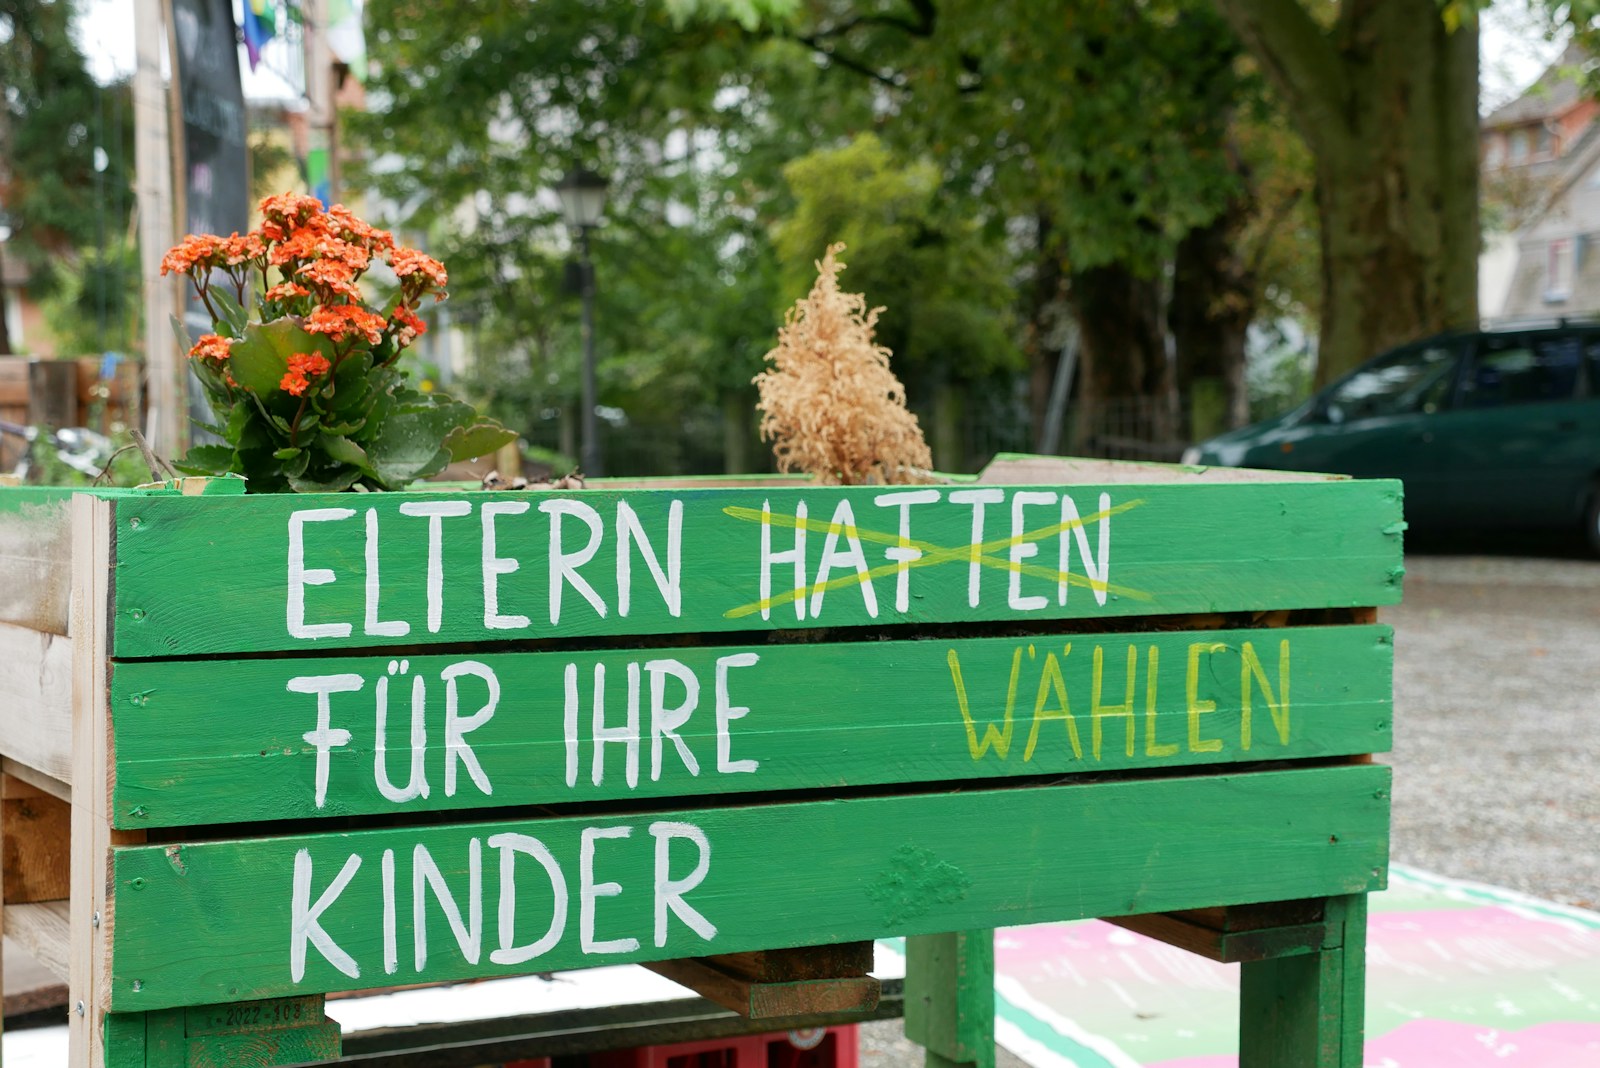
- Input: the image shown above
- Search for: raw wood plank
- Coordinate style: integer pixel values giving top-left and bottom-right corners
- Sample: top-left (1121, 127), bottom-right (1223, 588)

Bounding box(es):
top-left (0, 622), bottom-right (74, 784)
top-left (708, 942), bottom-right (873, 982)
top-left (1106, 912), bottom-right (1330, 963)
top-left (108, 624), bottom-right (1394, 828)
top-left (106, 479), bottom-right (1404, 658)
top-left (7, 901), bottom-right (71, 979)
top-left (106, 764), bottom-right (1389, 1011)
top-left (69, 493), bottom-right (143, 1068)
top-left (642, 957), bottom-right (879, 1018)
top-left (3, 781), bottom-right (71, 903)
top-left (0, 759), bottom-right (70, 804)
top-left (0, 489), bottom-right (75, 635)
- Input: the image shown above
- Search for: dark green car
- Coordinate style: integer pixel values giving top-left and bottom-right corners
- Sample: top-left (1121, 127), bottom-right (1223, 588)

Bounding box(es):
top-left (1183, 325), bottom-right (1600, 549)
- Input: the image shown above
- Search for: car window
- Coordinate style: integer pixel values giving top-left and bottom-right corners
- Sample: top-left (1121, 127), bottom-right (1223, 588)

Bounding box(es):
top-left (1324, 344), bottom-right (1460, 422)
top-left (1460, 335), bottom-right (1581, 409)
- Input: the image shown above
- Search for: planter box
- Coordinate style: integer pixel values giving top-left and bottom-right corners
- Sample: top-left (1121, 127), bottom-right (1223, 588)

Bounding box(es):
top-left (0, 454), bottom-right (1403, 1067)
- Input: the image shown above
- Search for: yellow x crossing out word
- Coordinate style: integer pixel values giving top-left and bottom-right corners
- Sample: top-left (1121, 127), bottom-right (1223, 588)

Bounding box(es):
top-left (721, 494), bottom-right (1151, 620)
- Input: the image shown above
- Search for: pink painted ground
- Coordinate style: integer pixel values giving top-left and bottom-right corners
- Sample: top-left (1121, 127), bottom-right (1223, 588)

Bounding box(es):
top-left (1149, 1020), bottom-right (1600, 1068)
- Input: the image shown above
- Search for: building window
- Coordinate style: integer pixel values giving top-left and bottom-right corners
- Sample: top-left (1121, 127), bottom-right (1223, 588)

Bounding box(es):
top-left (1545, 238), bottom-right (1572, 303)
top-left (1536, 125), bottom-right (1555, 158)
top-left (1510, 129), bottom-right (1530, 164)
top-left (1485, 136), bottom-right (1506, 169)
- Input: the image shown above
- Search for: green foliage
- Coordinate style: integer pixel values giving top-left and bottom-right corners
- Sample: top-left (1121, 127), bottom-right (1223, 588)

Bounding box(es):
top-left (775, 134), bottom-right (1018, 381)
top-left (41, 240), bottom-right (142, 355)
top-left (0, 0), bottom-right (136, 290)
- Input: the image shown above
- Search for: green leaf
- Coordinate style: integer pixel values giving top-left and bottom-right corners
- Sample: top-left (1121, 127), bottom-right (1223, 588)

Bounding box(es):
top-left (365, 401), bottom-right (463, 487)
top-left (273, 447), bottom-right (303, 460)
top-left (209, 286), bottom-right (251, 337)
top-left (228, 319), bottom-right (337, 397)
top-left (318, 434), bottom-right (374, 473)
top-left (287, 468), bottom-right (362, 493)
top-left (284, 448), bottom-right (312, 478)
top-left (169, 314), bottom-right (194, 357)
top-left (171, 444), bottom-right (235, 476)
top-left (322, 417), bottom-right (367, 436)
top-left (442, 420), bottom-right (517, 462)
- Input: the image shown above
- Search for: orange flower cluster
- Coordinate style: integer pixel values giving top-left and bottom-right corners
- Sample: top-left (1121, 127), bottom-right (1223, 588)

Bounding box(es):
top-left (305, 303), bottom-right (388, 345)
top-left (163, 193), bottom-right (449, 367)
top-left (389, 305), bottom-right (427, 348)
top-left (264, 282), bottom-right (310, 302)
top-left (280, 352), bottom-right (332, 397)
top-left (188, 333), bottom-right (233, 365)
top-left (295, 258), bottom-right (363, 303)
top-left (161, 234), bottom-right (225, 276)
top-left (390, 247), bottom-right (448, 290)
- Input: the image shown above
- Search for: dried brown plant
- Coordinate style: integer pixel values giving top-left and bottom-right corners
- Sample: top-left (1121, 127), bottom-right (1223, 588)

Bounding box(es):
top-left (754, 243), bottom-right (933, 485)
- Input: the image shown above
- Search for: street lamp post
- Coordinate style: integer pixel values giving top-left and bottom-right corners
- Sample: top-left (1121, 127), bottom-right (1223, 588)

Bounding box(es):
top-left (555, 167), bottom-right (609, 478)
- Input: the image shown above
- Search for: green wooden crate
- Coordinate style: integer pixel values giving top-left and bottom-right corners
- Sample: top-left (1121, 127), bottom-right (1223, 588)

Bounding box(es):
top-left (0, 456), bottom-right (1402, 1068)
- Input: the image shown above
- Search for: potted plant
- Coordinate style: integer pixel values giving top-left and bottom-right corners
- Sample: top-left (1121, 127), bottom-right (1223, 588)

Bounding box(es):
top-left (161, 192), bottom-right (513, 492)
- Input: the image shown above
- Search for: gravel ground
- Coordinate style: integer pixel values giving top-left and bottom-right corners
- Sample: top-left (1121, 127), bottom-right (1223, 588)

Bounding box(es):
top-left (861, 550), bottom-right (1600, 1063)
top-left (1385, 551), bottom-right (1600, 910)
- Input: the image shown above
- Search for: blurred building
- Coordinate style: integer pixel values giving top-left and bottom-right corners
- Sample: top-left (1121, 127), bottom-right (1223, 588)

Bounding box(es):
top-left (1480, 44), bottom-right (1600, 320)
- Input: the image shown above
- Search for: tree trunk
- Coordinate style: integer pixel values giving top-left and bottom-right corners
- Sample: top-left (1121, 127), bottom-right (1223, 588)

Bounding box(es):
top-left (1068, 264), bottom-right (1173, 455)
top-left (1171, 199), bottom-right (1254, 439)
top-left (1024, 212), bottom-right (1068, 451)
top-left (1215, 0), bottom-right (1479, 386)
top-left (721, 388), bottom-right (752, 474)
top-left (0, 242), bottom-right (12, 356)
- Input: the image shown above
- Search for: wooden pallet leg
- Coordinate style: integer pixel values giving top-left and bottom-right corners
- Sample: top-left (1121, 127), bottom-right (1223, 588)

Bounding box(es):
top-left (101, 997), bottom-right (341, 1068)
top-left (903, 930), bottom-right (995, 1068)
top-left (1239, 894), bottom-right (1368, 1068)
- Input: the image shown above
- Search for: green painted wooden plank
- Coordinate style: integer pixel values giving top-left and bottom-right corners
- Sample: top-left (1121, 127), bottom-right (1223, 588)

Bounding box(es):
top-left (107, 765), bottom-right (1389, 1011)
top-left (1238, 894), bottom-right (1368, 1067)
top-left (110, 624), bottom-right (1392, 828)
top-left (904, 931), bottom-right (996, 1068)
top-left (107, 480), bottom-right (1403, 657)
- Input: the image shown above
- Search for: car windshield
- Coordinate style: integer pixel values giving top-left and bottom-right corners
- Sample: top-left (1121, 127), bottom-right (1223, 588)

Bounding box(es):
top-left (1323, 343), bottom-right (1460, 422)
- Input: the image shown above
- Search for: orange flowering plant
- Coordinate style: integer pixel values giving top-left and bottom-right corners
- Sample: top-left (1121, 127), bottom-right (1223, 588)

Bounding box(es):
top-left (161, 193), bottom-right (513, 491)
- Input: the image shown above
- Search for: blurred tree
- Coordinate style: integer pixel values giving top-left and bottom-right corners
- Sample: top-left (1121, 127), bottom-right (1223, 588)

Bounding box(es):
top-left (41, 240), bottom-right (142, 355)
top-left (1214, 0), bottom-right (1479, 385)
top-left (735, 0), bottom-right (1307, 445)
top-left (0, 0), bottom-right (137, 354)
top-left (353, 0), bottom-right (833, 473)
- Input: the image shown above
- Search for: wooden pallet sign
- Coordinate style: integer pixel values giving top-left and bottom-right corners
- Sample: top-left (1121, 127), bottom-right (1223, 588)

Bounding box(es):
top-left (0, 458), bottom-right (1403, 1068)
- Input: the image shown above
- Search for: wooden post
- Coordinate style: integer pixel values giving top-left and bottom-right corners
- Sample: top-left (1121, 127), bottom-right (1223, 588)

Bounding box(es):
top-left (133, 0), bottom-right (182, 457)
top-left (1238, 894), bottom-right (1369, 1068)
top-left (67, 494), bottom-right (143, 1067)
top-left (903, 931), bottom-right (995, 1068)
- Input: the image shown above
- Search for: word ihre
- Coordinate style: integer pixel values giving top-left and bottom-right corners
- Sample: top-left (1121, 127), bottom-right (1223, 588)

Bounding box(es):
top-left (947, 639), bottom-right (1290, 762)
top-left (290, 820), bottom-right (716, 983)
top-left (288, 654), bottom-right (763, 809)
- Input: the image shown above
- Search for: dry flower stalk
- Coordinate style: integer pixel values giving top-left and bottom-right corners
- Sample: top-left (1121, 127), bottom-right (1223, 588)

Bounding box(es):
top-left (754, 243), bottom-right (933, 485)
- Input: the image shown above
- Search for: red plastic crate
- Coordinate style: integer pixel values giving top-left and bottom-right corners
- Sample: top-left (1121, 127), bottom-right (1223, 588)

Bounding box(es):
top-left (590, 1025), bottom-right (858, 1068)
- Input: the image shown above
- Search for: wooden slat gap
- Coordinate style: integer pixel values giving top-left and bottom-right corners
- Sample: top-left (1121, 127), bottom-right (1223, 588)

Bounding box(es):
top-left (107, 605), bottom-right (1387, 666)
top-left (132, 756), bottom-right (1379, 846)
top-left (642, 956), bottom-right (880, 1019)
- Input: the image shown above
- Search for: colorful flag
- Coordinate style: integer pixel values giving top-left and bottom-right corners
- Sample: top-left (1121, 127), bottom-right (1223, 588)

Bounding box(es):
top-left (241, 0), bottom-right (277, 71)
